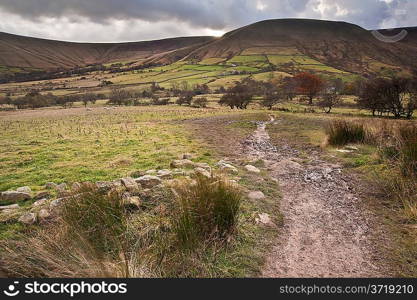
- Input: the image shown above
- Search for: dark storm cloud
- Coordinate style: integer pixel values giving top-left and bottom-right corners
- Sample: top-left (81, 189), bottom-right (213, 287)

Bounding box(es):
top-left (0, 0), bottom-right (415, 42)
top-left (0, 0), bottom-right (250, 29)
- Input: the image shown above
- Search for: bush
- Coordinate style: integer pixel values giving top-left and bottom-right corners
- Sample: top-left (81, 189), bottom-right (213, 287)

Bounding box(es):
top-left (172, 175), bottom-right (242, 250)
top-left (192, 97), bottom-right (208, 108)
top-left (176, 91), bottom-right (193, 106)
top-left (326, 120), bottom-right (366, 146)
top-left (151, 96), bottom-right (170, 105)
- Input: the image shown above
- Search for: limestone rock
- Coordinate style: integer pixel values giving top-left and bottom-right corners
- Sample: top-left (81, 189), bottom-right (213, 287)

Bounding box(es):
top-left (194, 167), bottom-right (211, 178)
top-left (157, 169), bottom-right (172, 179)
top-left (245, 165), bottom-right (261, 173)
top-left (16, 186), bottom-right (32, 194)
top-left (49, 198), bottom-right (65, 210)
top-left (56, 183), bottom-right (69, 197)
top-left (124, 196), bottom-right (141, 210)
top-left (255, 213), bottom-right (274, 226)
top-left (194, 162), bottom-right (211, 171)
top-left (38, 209), bottom-right (51, 221)
top-left (0, 204), bottom-right (19, 210)
top-left (170, 159), bottom-right (195, 169)
top-left (96, 181), bottom-right (114, 193)
top-left (135, 175), bottom-right (162, 188)
top-left (248, 191), bottom-right (265, 200)
top-left (71, 182), bottom-right (82, 191)
top-left (18, 212), bottom-right (36, 225)
top-left (34, 191), bottom-right (51, 200)
top-left (32, 198), bottom-right (47, 207)
top-left (121, 177), bottom-right (139, 193)
top-left (216, 160), bottom-right (238, 174)
top-left (0, 191), bottom-right (31, 202)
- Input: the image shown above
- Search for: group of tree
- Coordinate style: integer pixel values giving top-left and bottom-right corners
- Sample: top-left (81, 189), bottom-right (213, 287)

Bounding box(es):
top-left (106, 86), bottom-right (208, 108)
top-left (219, 78), bottom-right (258, 109)
top-left (357, 76), bottom-right (417, 119)
top-left (0, 90), bottom-right (105, 109)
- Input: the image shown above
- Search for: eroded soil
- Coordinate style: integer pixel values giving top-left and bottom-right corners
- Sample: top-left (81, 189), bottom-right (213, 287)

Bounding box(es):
top-left (244, 116), bottom-right (387, 277)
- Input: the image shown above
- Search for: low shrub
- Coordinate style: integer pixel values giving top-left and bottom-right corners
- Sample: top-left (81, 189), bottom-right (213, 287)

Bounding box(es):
top-left (192, 97), bottom-right (208, 108)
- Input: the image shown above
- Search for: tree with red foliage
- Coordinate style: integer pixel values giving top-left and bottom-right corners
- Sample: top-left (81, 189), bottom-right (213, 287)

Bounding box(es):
top-left (294, 72), bottom-right (325, 105)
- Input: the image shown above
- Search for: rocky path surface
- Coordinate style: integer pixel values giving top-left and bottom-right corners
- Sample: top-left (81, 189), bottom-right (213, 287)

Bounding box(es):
top-left (243, 116), bottom-right (385, 277)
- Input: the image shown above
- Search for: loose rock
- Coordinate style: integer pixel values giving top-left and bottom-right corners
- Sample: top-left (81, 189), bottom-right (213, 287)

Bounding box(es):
top-left (0, 191), bottom-right (31, 202)
top-left (245, 165), bottom-right (261, 173)
top-left (32, 198), bottom-right (47, 207)
top-left (55, 183), bottom-right (67, 192)
top-left (96, 181), bottom-right (114, 193)
top-left (135, 175), bottom-right (162, 188)
top-left (121, 177), bottom-right (140, 193)
top-left (71, 182), bottom-right (82, 191)
top-left (38, 209), bottom-right (51, 221)
top-left (255, 213), bottom-right (274, 226)
top-left (248, 191), bottom-right (265, 200)
top-left (170, 159), bottom-right (195, 169)
top-left (194, 167), bottom-right (211, 178)
top-left (194, 162), bottom-right (211, 171)
top-left (34, 191), bottom-right (51, 200)
top-left (18, 212), bottom-right (37, 225)
top-left (0, 204), bottom-right (19, 210)
top-left (124, 196), bottom-right (141, 210)
top-left (217, 160), bottom-right (238, 174)
top-left (16, 186), bottom-right (32, 194)
top-left (157, 169), bottom-right (172, 179)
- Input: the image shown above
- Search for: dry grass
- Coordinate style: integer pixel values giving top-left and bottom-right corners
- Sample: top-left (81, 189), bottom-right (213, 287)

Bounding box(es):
top-left (172, 174), bottom-right (242, 250)
top-left (326, 119), bottom-right (366, 146)
top-left (0, 175), bottom-right (245, 278)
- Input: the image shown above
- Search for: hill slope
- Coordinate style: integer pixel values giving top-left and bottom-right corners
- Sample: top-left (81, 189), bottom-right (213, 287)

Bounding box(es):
top-left (152, 19), bottom-right (417, 75)
top-left (0, 19), bottom-right (416, 77)
top-left (0, 32), bottom-right (214, 70)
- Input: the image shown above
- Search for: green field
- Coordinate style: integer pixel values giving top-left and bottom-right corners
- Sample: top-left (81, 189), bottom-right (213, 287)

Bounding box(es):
top-left (0, 106), bottom-right (259, 191)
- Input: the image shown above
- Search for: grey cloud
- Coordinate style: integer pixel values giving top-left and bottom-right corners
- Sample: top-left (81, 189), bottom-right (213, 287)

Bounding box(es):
top-left (0, 0), bottom-right (415, 42)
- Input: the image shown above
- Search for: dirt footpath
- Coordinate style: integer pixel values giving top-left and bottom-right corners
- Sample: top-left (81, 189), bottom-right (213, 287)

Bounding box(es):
top-left (243, 116), bottom-right (387, 277)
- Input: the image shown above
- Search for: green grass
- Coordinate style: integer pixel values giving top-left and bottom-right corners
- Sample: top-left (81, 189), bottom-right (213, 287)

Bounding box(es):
top-left (0, 106), bottom-right (259, 191)
top-left (199, 58), bottom-right (226, 65)
top-left (228, 55), bottom-right (267, 64)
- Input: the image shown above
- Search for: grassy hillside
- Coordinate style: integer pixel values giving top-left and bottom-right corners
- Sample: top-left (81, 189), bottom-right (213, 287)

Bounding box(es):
top-left (0, 32), bottom-right (214, 70)
top-left (1, 19), bottom-right (416, 78)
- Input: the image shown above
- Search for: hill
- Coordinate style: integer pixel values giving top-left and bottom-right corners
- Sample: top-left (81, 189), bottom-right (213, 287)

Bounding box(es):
top-left (150, 19), bottom-right (417, 75)
top-left (0, 19), bottom-right (416, 80)
top-left (0, 32), bottom-right (214, 71)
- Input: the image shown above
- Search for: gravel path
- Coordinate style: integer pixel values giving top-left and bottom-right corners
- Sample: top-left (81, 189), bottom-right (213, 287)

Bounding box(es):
top-left (244, 116), bottom-right (386, 278)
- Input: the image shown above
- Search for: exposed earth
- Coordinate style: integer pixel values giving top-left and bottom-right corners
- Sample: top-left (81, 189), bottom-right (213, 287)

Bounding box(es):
top-left (243, 116), bottom-right (388, 277)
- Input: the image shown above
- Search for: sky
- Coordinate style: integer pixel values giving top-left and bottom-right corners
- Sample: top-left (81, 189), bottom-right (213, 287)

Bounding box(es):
top-left (0, 0), bottom-right (415, 43)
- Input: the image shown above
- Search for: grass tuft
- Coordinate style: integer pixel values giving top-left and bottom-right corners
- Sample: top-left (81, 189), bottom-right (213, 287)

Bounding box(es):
top-left (326, 119), bottom-right (366, 146)
top-left (172, 174), bottom-right (242, 250)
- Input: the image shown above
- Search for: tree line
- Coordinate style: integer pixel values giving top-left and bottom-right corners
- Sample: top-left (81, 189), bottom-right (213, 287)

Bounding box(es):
top-left (218, 72), bottom-right (417, 118)
top-left (2, 72), bottom-right (416, 118)
top-left (0, 91), bottom-right (105, 109)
